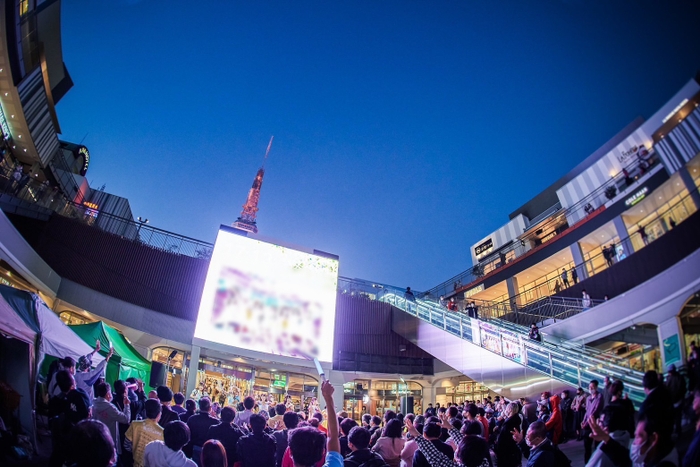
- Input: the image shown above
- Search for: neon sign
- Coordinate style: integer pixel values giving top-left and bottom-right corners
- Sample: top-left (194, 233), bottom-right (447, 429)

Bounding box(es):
top-left (624, 186), bottom-right (648, 207)
top-left (78, 146), bottom-right (90, 175)
top-left (0, 104), bottom-right (10, 140)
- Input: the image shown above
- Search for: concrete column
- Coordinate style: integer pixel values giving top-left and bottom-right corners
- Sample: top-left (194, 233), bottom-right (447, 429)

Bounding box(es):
top-left (185, 345), bottom-right (201, 397)
top-left (678, 165), bottom-right (700, 209)
top-left (569, 242), bottom-right (589, 281)
top-left (657, 317), bottom-right (685, 369)
top-left (612, 215), bottom-right (634, 259)
top-left (506, 276), bottom-right (521, 308)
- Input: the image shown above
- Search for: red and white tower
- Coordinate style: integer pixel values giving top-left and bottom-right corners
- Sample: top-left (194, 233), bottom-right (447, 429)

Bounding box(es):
top-left (233, 137), bottom-right (274, 234)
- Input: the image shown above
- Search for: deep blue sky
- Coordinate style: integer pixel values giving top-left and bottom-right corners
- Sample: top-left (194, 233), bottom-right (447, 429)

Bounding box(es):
top-left (57, 1), bottom-right (700, 291)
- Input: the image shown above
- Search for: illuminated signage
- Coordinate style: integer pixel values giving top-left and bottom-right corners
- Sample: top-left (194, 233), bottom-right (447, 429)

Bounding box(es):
top-left (624, 186), bottom-right (648, 207)
top-left (83, 201), bottom-right (99, 219)
top-left (540, 230), bottom-right (558, 243)
top-left (474, 238), bottom-right (493, 257)
top-left (78, 146), bottom-right (90, 176)
top-left (662, 98), bottom-right (689, 124)
top-left (0, 104), bottom-right (10, 140)
top-left (464, 284), bottom-right (485, 299)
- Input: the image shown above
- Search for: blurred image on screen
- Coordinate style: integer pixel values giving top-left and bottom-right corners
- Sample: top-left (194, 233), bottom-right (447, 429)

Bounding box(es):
top-left (194, 228), bottom-right (339, 362)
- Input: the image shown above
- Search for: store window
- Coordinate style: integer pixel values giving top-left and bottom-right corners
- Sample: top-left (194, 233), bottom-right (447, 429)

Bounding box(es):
top-left (58, 310), bottom-right (93, 326)
top-left (438, 379), bottom-right (492, 406)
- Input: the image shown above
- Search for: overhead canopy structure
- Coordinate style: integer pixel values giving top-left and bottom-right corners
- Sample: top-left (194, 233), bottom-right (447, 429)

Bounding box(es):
top-left (70, 321), bottom-right (151, 386)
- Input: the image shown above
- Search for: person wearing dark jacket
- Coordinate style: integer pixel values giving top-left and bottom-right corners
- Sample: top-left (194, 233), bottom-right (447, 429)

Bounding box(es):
top-left (344, 426), bottom-right (388, 467)
top-left (413, 422), bottom-right (454, 467)
top-left (157, 386), bottom-right (181, 428)
top-left (683, 389), bottom-right (700, 467)
top-left (494, 403), bottom-right (523, 467)
top-left (207, 407), bottom-right (243, 467)
top-left (237, 413), bottom-right (276, 467)
top-left (511, 420), bottom-right (570, 467)
top-left (638, 371), bottom-right (674, 434)
top-left (340, 417), bottom-right (359, 458)
top-left (273, 412), bottom-right (300, 467)
top-left (180, 399), bottom-right (197, 424)
top-left (185, 397), bottom-right (219, 460)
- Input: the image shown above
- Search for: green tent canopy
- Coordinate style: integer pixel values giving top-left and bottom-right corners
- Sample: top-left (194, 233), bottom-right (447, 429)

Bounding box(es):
top-left (69, 321), bottom-right (151, 387)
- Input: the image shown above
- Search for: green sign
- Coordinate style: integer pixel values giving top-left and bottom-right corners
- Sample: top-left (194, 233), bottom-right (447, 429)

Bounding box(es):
top-left (272, 380), bottom-right (286, 388)
top-left (663, 334), bottom-right (681, 366)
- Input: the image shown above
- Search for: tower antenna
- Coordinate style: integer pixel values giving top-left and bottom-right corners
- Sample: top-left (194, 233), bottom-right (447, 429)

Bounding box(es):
top-left (232, 137), bottom-right (274, 234)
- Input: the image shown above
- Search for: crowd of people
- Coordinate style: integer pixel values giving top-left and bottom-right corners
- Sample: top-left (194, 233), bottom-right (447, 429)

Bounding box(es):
top-left (40, 342), bottom-right (700, 467)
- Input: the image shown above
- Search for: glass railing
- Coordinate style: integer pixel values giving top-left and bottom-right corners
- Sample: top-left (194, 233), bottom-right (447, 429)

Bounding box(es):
top-left (374, 290), bottom-right (646, 405)
top-left (426, 153), bottom-right (663, 300)
top-left (0, 163), bottom-right (215, 259)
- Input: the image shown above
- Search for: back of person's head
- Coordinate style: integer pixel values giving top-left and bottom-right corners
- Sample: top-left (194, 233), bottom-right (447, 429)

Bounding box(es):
top-left (164, 420), bottom-right (190, 452)
top-left (60, 356), bottom-right (76, 369)
top-left (173, 392), bottom-right (185, 405)
top-left (610, 379), bottom-right (624, 397)
top-left (438, 406), bottom-right (447, 414)
top-left (220, 407), bottom-right (235, 424)
top-left (185, 399), bottom-right (197, 412)
top-left (284, 411), bottom-right (300, 430)
top-left (340, 417), bottom-right (358, 436)
top-left (250, 413), bottom-right (266, 434)
top-left (201, 439), bottom-right (227, 467)
top-left (384, 410), bottom-right (396, 423)
top-left (243, 396), bottom-right (255, 410)
top-left (289, 426), bottom-right (327, 466)
top-left (145, 399), bottom-right (161, 420)
top-left (69, 419), bottom-right (115, 467)
top-left (157, 385), bottom-right (173, 403)
top-left (466, 403), bottom-right (478, 418)
top-left (198, 397), bottom-right (212, 412)
top-left (600, 405), bottom-right (626, 433)
top-left (423, 422), bottom-right (441, 439)
top-left (113, 380), bottom-right (126, 396)
top-left (643, 371), bottom-right (660, 390)
top-left (312, 412), bottom-right (323, 423)
top-left (348, 426), bottom-right (370, 450)
top-left (458, 434), bottom-right (490, 467)
top-left (308, 418), bottom-right (320, 428)
top-left (362, 413), bottom-right (372, 425)
top-left (383, 419), bottom-right (402, 439)
top-left (371, 415), bottom-right (381, 426)
top-left (448, 406), bottom-right (459, 418)
top-left (56, 370), bottom-right (74, 392)
top-left (405, 413), bottom-right (415, 423)
top-left (275, 403), bottom-right (286, 416)
top-left (451, 418), bottom-right (463, 432)
top-left (426, 416), bottom-right (440, 425)
top-left (462, 420), bottom-right (482, 436)
top-left (95, 382), bottom-right (111, 399)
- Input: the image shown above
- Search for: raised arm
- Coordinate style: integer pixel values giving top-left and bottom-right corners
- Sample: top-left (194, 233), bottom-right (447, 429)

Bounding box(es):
top-left (321, 381), bottom-right (339, 454)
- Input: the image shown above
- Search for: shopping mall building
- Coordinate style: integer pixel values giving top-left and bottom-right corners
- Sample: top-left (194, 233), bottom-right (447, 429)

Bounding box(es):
top-left (1, 0), bottom-right (700, 435)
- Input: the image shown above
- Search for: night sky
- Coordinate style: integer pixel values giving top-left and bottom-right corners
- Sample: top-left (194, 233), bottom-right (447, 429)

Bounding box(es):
top-left (57, 1), bottom-right (700, 291)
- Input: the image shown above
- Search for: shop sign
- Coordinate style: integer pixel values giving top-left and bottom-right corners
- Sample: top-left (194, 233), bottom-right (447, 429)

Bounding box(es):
top-left (540, 230), bottom-right (557, 243)
top-left (624, 186), bottom-right (648, 207)
top-left (0, 104), bottom-right (10, 140)
top-left (662, 98), bottom-right (689, 124)
top-left (474, 238), bottom-right (493, 257)
top-left (272, 380), bottom-right (286, 388)
top-left (79, 146), bottom-right (90, 175)
top-left (464, 284), bottom-right (484, 299)
top-left (83, 201), bottom-right (99, 219)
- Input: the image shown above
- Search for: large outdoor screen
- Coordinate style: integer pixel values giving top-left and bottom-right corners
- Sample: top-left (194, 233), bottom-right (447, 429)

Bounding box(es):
top-left (194, 227), bottom-right (339, 363)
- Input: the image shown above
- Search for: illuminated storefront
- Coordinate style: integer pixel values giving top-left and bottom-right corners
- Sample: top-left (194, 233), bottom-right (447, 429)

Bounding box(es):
top-left (436, 378), bottom-right (494, 406)
top-left (343, 379), bottom-right (423, 420)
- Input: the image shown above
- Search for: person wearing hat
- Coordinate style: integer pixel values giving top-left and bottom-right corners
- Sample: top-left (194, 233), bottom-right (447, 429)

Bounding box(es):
top-left (48, 340), bottom-right (113, 401)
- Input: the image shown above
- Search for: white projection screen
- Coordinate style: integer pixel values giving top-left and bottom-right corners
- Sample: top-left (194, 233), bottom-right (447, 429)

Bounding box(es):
top-left (194, 227), bottom-right (339, 363)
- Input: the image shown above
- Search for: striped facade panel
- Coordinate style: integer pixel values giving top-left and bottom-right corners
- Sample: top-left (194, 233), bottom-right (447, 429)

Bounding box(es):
top-left (470, 215), bottom-right (527, 264)
top-left (17, 67), bottom-right (59, 167)
top-left (654, 108), bottom-right (700, 174)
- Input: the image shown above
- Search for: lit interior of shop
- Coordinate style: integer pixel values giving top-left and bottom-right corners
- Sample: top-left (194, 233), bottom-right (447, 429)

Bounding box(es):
top-left (512, 247), bottom-right (574, 304)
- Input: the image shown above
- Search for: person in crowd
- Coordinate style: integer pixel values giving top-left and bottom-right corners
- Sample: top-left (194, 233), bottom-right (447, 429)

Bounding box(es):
top-left (92, 381), bottom-right (131, 464)
top-left (288, 380), bottom-right (342, 467)
top-left (559, 390), bottom-right (573, 442)
top-left (475, 407), bottom-right (490, 443)
top-left (157, 385), bottom-right (181, 427)
top-left (369, 415), bottom-right (383, 439)
top-left (144, 420), bottom-right (197, 467)
top-left (340, 417), bottom-right (359, 457)
top-left (125, 377), bottom-right (148, 421)
top-left (638, 224), bottom-right (649, 245)
top-left (571, 266), bottom-right (579, 284)
top-left (510, 420), bottom-right (571, 467)
top-left (582, 379), bottom-right (604, 464)
top-left (571, 387), bottom-right (587, 441)
top-left (529, 324), bottom-right (542, 342)
top-left (666, 364), bottom-right (687, 437)
top-left (463, 404), bottom-right (483, 437)
top-left (424, 404), bottom-right (436, 418)
top-left (269, 403), bottom-right (288, 430)
top-left (125, 399), bottom-right (164, 467)
top-left (68, 419), bottom-right (116, 467)
top-left (405, 415), bottom-right (490, 467)
top-left (237, 413), bottom-right (276, 467)
top-left (207, 406), bottom-right (243, 467)
top-left (48, 370), bottom-right (93, 467)
top-left (149, 390), bottom-right (158, 399)
top-left (202, 439), bottom-right (228, 467)
top-left (521, 397), bottom-right (536, 425)
top-left (582, 290), bottom-right (592, 311)
top-left (682, 388), bottom-right (700, 467)
top-left (494, 402), bottom-right (524, 467)
top-left (180, 399), bottom-right (198, 424)
top-left (561, 268), bottom-right (570, 288)
top-left (544, 394), bottom-right (562, 445)
top-left (273, 412), bottom-right (300, 467)
top-left (345, 426), bottom-right (388, 467)
top-left (590, 413), bottom-right (678, 467)
top-left (48, 343), bottom-right (113, 400)
top-left (554, 280), bottom-right (562, 294)
top-left (584, 404), bottom-right (630, 467)
top-left (404, 287), bottom-right (415, 301)
top-left (370, 411), bottom-right (397, 447)
top-left (401, 422), bottom-right (423, 467)
top-left (412, 422), bottom-right (453, 467)
top-left (186, 396), bottom-right (220, 461)
top-left (606, 379), bottom-right (635, 436)
top-left (234, 396), bottom-right (255, 427)
top-left (362, 414), bottom-right (372, 429)
top-left (638, 371), bottom-right (673, 434)
top-left (371, 418), bottom-right (405, 467)
top-left (537, 406), bottom-right (550, 425)
top-left (172, 392), bottom-right (187, 415)
top-left (603, 245), bottom-right (613, 268)
top-left (601, 376), bottom-right (613, 407)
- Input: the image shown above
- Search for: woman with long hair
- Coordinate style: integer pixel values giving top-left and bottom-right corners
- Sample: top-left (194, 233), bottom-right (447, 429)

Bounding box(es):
top-left (371, 418), bottom-right (405, 467)
top-left (201, 439), bottom-right (227, 467)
